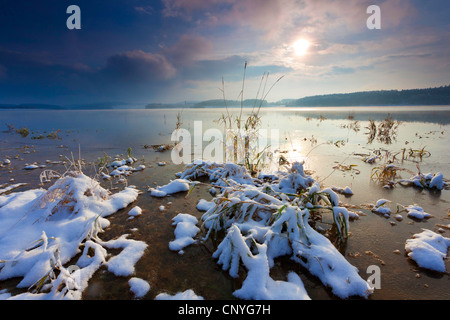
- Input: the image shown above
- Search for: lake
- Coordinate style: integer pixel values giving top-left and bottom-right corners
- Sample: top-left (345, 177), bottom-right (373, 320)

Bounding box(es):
top-left (0, 105), bottom-right (449, 300)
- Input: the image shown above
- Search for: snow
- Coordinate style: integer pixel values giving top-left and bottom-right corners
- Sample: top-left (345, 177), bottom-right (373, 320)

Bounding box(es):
top-left (129, 277), bottom-right (150, 298)
top-left (276, 162), bottom-right (314, 194)
top-left (405, 229), bottom-right (450, 272)
top-left (0, 183), bottom-right (28, 195)
top-left (405, 205), bottom-right (431, 220)
top-left (23, 164), bottom-right (39, 170)
top-left (429, 172), bottom-right (444, 190)
top-left (169, 214), bottom-right (199, 253)
top-left (376, 199), bottom-right (389, 207)
top-left (101, 234), bottom-right (148, 276)
top-left (132, 165), bottom-right (146, 172)
top-left (197, 199), bottom-right (215, 211)
top-left (0, 289), bottom-right (11, 299)
top-left (332, 186), bottom-right (353, 196)
top-left (149, 179), bottom-right (191, 197)
top-left (107, 158), bottom-right (145, 177)
top-left (372, 199), bottom-right (391, 216)
top-left (110, 157), bottom-right (136, 168)
top-left (110, 165), bottom-right (133, 177)
top-left (180, 160), bottom-right (254, 187)
top-left (0, 171), bottom-right (145, 299)
top-left (128, 206), bottom-right (142, 217)
top-left (155, 289), bottom-right (204, 300)
top-left (399, 172), bottom-right (447, 190)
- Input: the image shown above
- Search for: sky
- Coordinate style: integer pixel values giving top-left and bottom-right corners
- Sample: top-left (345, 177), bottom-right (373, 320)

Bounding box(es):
top-left (0, 0), bottom-right (449, 105)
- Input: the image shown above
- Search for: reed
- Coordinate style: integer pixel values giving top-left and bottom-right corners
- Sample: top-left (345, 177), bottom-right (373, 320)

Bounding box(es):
top-left (218, 62), bottom-right (284, 174)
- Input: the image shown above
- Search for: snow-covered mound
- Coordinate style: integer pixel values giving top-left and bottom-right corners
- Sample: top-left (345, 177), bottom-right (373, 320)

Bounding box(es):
top-left (149, 179), bottom-right (191, 197)
top-left (405, 229), bottom-right (450, 272)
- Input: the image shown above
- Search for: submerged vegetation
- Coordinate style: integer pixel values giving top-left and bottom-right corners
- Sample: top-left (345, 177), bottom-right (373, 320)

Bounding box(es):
top-left (365, 116), bottom-right (400, 144)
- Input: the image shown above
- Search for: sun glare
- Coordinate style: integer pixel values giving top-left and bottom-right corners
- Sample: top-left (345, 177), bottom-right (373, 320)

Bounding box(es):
top-left (293, 39), bottom-right (310, 56)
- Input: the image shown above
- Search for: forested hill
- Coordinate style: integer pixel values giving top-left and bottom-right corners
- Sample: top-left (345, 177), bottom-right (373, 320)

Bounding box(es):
top-left (285, 85), bottom-right (450, 107)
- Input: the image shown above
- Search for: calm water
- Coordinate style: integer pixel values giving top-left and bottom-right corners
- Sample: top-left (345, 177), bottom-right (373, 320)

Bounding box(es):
top-left (0, 106), bottom-right (449, 300)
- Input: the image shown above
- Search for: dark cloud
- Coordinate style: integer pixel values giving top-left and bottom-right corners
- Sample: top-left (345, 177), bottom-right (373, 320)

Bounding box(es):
top-left (101, 50), bottom-right (176, 82)
top-left (0, 47), bottom-right (177, 104)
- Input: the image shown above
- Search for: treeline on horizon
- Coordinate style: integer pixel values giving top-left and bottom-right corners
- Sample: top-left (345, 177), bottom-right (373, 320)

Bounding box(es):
top-left (146, 85), bottom-right (450, 108)
top-left (285, 85), bottom-right (450, 107)
top-left (0, 102), bottom-right (118, 110)
top-left (145, 99), bottom-right (269, 109)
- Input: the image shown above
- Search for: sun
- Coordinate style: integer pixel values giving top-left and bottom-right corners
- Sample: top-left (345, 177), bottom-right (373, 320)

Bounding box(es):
top-left (292, 39), bottom-right (311, 56)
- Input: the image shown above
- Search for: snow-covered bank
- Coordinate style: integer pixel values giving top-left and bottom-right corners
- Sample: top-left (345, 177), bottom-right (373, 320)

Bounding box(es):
top-left (0, 171), bottom-right (145, 299)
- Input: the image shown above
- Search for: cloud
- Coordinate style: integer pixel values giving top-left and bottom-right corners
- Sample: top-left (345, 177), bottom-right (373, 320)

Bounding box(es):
top-left (162, 34), bottom-right (214, 66)
top-left (101, 50), bottom-right (176, 82)
top-left (134, 6), bottom-right (155, 16)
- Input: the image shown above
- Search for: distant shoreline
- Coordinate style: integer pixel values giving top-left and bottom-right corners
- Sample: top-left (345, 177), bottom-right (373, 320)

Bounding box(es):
top-left (1, 84), bottom-right (449, 110)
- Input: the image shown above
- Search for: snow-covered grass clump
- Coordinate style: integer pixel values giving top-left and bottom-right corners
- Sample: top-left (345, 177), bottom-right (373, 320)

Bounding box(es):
top-left (110, 157), bottom-right (137, 168)
top-left (180, 160), bottom-right (254, 187)
top-left (0, 171), bottom-right (145, 299)
top-left (405, 229), bottom-right (450, 272)
top-left (371, 199), bottom-right (391, 217)
top-left (405, 205), bottom-right (431, 220)
top-left (399, 172), bottom-right (447, 190)
top-left (175, 160), bottom-right (373, 300)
